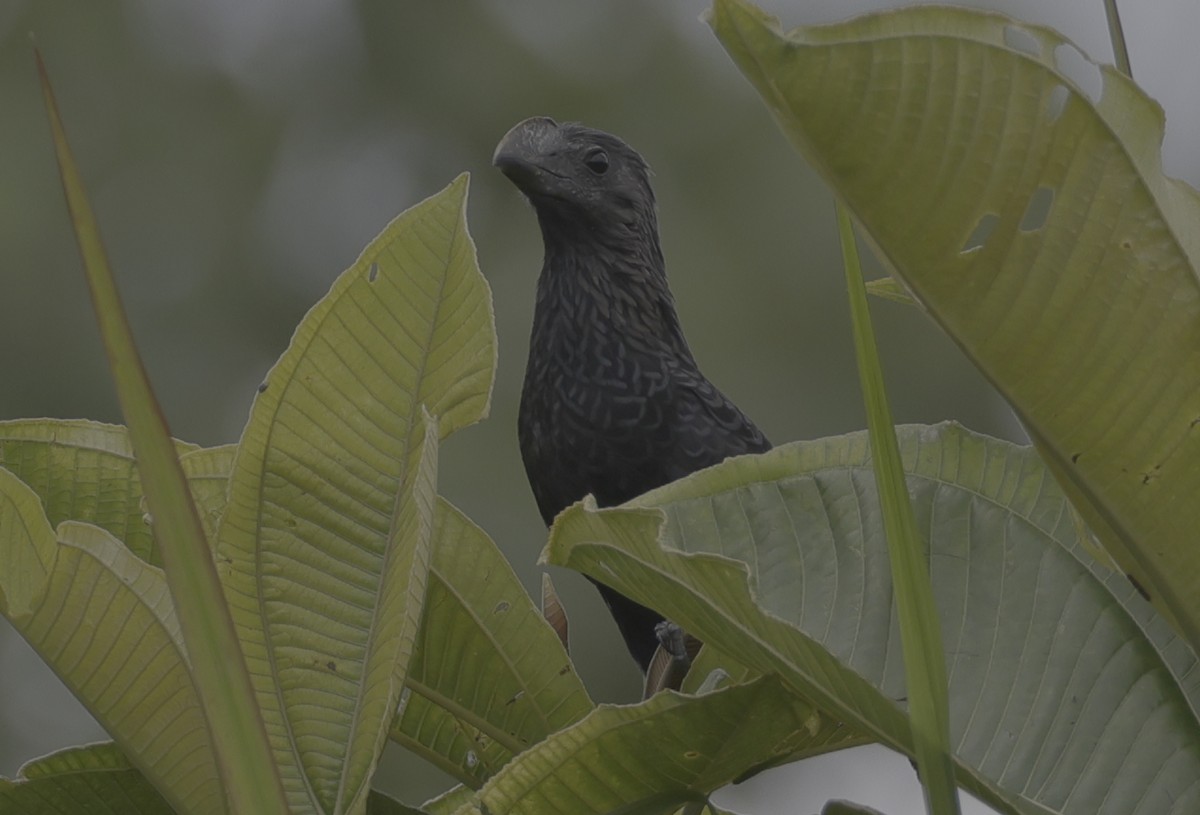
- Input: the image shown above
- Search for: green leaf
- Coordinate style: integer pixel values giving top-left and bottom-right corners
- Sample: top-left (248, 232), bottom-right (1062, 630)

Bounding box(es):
top-left (679, 645), bottom-right (750, 695)
top-left (706, 0), bottom-right (1200, 654)
top-left (449, 677), bottom-right (819, 815)
top-left (422, 784), bottom-right (475, 815)
top-left (693, 806), bottom-right (742, 815)
top-left (178, 444), bottom-right (238, 555)
top-left (0, 744), bottom-right (428, 815)
top-left (0, 744), bottom-right (175, 815)
top-left (37, 49), bottom-right (286, 814)
top-left (0, 468), bottom-right (55, 620)
top-left (215, 174), bottom-right (494, 812)
top-left (547, 423), bottom-right (1200, 814)
top-left (365, 788), bottom-right (435, 815)
top-left (3, 422), bottom-right (587, 792)
top-left (678, 647), bottom-right (865, 766)
top-left (0, 418), bottom-right (221, 565)
top-left (3, 424), bottom-right (587, 795)
top-left (344, 408), bottom-right (439, 812)
top-left (839, 203), bottom-right (958, 815)
top-left (863, 278), bottom-right (915, 306)
top-left (392, 498), bottom-right (594, 786)
top-left (0, 469), bottom-right (223, 815)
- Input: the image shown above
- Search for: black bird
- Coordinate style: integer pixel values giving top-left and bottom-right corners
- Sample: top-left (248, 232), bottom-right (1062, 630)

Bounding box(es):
top-left (493, 117), bottom-right (771, 672)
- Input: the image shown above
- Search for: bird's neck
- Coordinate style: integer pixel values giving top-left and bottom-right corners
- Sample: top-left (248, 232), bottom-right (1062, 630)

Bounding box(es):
top-left (530, 219), bottom-right (693, 362)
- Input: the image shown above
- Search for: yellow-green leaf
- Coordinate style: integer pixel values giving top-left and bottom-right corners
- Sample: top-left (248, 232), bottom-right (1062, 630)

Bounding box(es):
top-left (450, 678), bottom-right (817, 815)
top-left (215, 174), bottom-right (495, 812)
top-left (0, 418), bottom-right (210, 565)
top-left (0, 744), bottom-right (428, 815)
top-left (548, 423), bottom-right (1200, 814)
top-left (179, 444), bottom-right (238, 552)
top-left (706, 0), bottom-right (1200, 653)
top-left (863, 277), bottom-right (915, 306)
top-left (392, 499), bottom-right (593, 787)
top-left (0, 469), bottom-right (222, 815)
top-left (0, 744), bottom-right (175, 815)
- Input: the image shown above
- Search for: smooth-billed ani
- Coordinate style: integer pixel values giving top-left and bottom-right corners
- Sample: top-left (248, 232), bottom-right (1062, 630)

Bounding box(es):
top-left (493, 117), bottom-right (771, 671)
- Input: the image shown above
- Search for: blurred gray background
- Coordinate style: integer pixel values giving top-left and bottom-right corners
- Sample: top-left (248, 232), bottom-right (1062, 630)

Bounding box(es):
top-left (2, 1), bottom-right (1196, 813)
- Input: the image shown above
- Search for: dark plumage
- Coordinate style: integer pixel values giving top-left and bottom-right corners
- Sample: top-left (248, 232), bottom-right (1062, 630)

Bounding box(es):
top-left (493, 117), bottom-right (771, 671)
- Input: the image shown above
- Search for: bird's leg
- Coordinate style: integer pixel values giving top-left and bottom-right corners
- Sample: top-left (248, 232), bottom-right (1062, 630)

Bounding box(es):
top-left (641, 621), bottom-right (697, 699)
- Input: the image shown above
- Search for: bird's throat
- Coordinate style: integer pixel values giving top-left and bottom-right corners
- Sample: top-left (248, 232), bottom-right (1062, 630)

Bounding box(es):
top-left (531, 242), bottom-right (689, 365)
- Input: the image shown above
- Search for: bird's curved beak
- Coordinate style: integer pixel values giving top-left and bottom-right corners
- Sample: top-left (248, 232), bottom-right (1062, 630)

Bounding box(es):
top-left (493, 116), bottom-right (560, 188)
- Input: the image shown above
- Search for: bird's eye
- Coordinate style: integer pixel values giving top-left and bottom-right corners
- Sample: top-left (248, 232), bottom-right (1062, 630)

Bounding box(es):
top-left (583, 148), bottom-right (609, 175)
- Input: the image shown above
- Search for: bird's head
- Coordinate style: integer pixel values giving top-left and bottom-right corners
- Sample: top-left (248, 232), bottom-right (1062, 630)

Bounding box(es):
top-left (493, 117), bottom-right (657, 237)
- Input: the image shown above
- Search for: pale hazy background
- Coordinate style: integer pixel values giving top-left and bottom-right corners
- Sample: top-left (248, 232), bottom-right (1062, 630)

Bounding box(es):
top-left (2, 1), bottom-right (1197, 813)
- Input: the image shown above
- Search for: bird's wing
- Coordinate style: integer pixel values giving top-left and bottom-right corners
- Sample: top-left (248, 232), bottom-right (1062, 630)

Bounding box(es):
top-left (662, 361), bottom-right (772, 482)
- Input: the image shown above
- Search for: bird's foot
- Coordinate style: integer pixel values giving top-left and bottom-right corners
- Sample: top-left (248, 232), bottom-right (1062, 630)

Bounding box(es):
top-left (642, 621), bottom-right (699, 699)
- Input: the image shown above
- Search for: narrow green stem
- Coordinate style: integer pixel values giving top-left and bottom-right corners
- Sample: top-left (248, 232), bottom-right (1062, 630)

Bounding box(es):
top-left (836, 202), bottom-right (960, 815)
top-left (405, 678), bottom-right (528, 756)
top-left (36, 48), bottom-right (288, 815)
top-left (1102, 0), bottom-right (1133, 77)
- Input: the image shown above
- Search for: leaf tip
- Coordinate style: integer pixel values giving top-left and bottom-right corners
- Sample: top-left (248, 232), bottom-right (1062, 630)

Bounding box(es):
top-left (32, 41), bottom-right (54, 105)
top-left (706, 0), bottom-right (781, 38)
top-left (448, 171), bottom-right (470, 201)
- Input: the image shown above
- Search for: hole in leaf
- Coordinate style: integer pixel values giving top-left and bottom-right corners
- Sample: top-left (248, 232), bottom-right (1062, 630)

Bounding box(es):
top-left (1054, 43), bottom-right (1102, 102)
top-left (1045, 84), bottom-right (1069, 122)
top-left (962, 213), bottom-right (999, 253)
top-left (1004, 25), bottom-right (1041, 57)
top-left (1020, 186), bottom-right (1055, 232)
top-left (368, 262), bottom-right (379, 282)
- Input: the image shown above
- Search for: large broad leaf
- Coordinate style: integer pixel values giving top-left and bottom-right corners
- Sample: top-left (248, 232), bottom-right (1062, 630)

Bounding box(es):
top-left (447, 677), bottom-right (820, 815)
top-left (391, 498), bottom-right (594, 787)
top-left (0, 744), bottom-right (430, 815)
top-left (215, 174), bottom-right (494, 813)
top-left (706, 0), bottom-right (1200, 654)
top-left (0, 469), bottom-right (223, 815)
top-left (0, 419), bottom-right (228, 566)
top-left (547, 423), bottom-right (1200, 815)
top-left (422, 784), bottom-right (475, 815)
top-left (678, 645), bottom-right (866, 770)
top-left (0, 744), bottom-right (176, 815)
top-left (2, 423), bottom-right (587, 797)
top-left (0, 419), bottom-right (194, 563)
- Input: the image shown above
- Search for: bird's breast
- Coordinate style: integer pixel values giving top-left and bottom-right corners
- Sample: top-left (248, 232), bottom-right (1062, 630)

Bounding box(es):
top-left (523, 337), bottom-right (671, 430)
